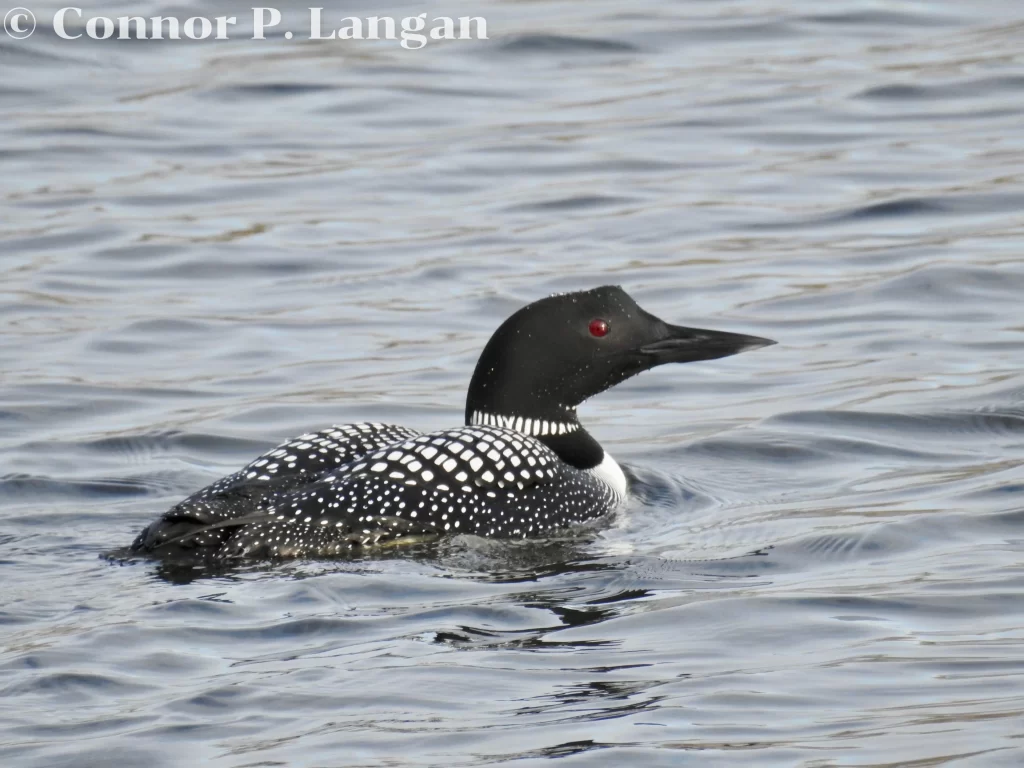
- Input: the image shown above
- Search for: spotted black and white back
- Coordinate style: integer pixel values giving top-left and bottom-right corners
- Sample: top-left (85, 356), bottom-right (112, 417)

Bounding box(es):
top-left (132, 423), bottom-right (419, 551)
top-left (133, 423), bottom-right (624, 559)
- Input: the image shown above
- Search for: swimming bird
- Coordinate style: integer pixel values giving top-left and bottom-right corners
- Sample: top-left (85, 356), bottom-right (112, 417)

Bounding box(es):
top-left (130, 286), bottom-right (774, 559)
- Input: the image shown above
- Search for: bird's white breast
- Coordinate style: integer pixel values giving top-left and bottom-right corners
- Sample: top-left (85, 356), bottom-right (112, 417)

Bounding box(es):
top-left (589, 451), bottom-right (627, 500)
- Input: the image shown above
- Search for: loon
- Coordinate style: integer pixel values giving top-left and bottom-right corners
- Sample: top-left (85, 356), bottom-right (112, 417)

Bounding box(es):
top-left (130, 286), bottom-right (773, 560)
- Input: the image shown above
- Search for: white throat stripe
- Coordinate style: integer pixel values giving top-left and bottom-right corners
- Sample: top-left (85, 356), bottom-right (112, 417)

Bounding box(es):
top-left (470, 410), bottom-right (578, 437)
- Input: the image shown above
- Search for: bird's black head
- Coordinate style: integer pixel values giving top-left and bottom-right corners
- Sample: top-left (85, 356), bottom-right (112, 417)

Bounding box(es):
top-left (465, 285), bottom-right (774, 442)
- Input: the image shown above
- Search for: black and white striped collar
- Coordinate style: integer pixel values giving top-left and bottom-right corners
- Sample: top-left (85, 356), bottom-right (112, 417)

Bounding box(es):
top-left (469, 409), bottom-right (579, 437)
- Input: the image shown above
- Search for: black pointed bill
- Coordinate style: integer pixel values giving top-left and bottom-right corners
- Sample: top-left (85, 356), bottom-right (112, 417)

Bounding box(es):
top-left (638, 324), bottom-right (776, 364)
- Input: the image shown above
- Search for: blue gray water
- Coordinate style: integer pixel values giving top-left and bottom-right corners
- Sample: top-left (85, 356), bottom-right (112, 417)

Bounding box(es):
top-left (3, 0), bottom-right (1024, 765)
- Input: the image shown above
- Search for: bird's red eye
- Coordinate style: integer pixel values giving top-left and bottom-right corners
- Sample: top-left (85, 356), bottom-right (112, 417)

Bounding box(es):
top-left (589, 318), bottom-right (609, 337)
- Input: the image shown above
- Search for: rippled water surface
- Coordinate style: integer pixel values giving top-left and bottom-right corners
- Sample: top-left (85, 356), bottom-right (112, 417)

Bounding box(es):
top-left (3, 1), bottom-right (1024, 765)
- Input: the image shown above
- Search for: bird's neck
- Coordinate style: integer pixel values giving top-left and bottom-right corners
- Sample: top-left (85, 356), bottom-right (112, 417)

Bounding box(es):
top-left (464, 405), bottom-right (604, 470)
